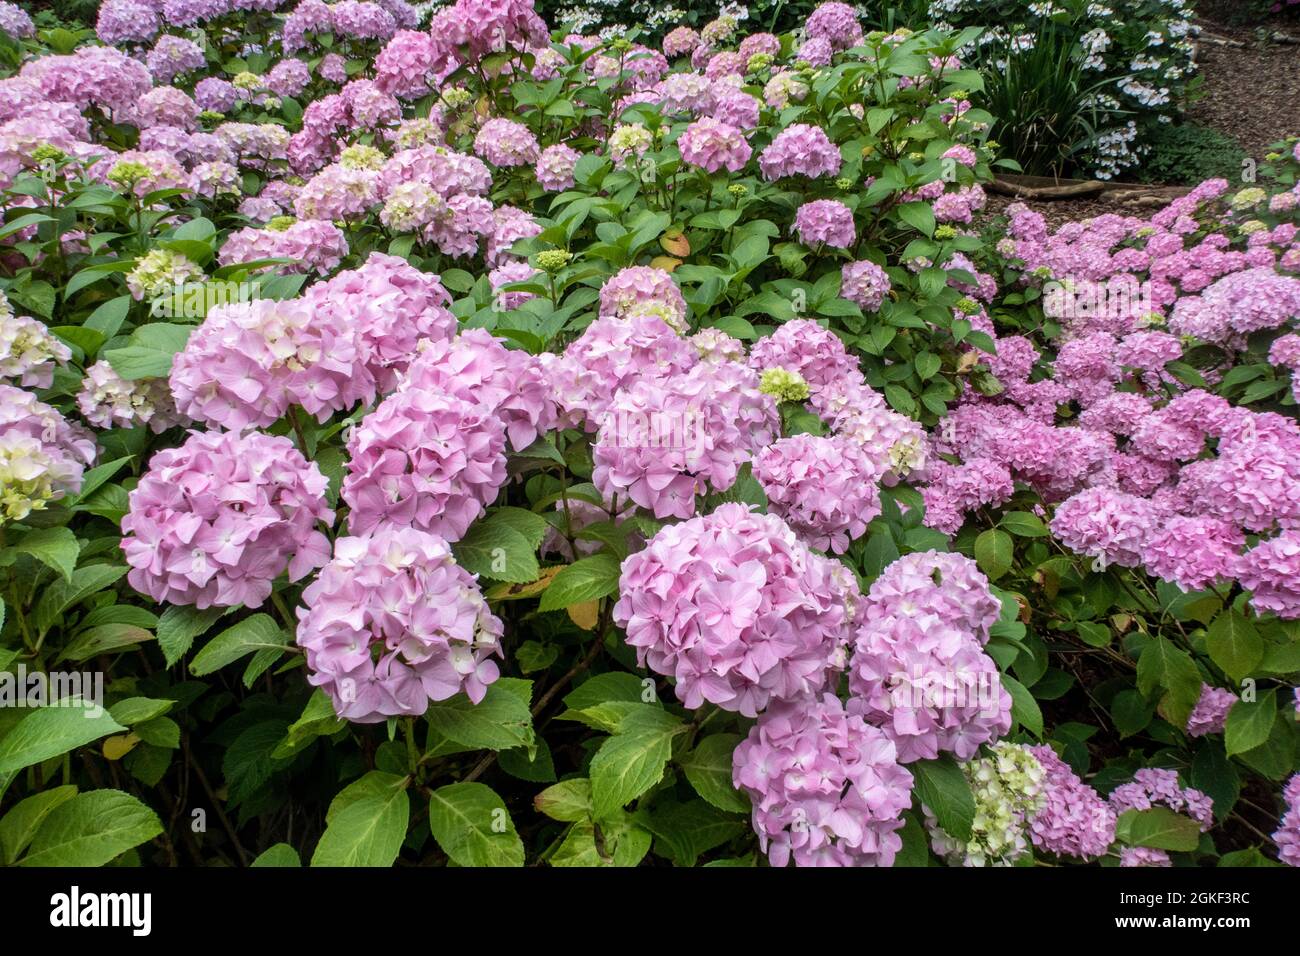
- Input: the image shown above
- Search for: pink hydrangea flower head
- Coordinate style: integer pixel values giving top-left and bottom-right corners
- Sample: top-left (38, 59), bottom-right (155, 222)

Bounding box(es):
top-left (121, 430), bottom-right (332, 609)
top-left (734, 694), bottom-right (914, 867)
top-left (1050, 487), bottom-right (1160, 569)
top-left (297, 524), bottom-right (503, 723)
top-left (795, 199), bottom-right (856, 248)
top-left (754, 434), bottom-right (882, 553)
top-left (614, 503), bottom-right (857, 716)
top-left (677, 116), bottom-right (752, 173)
top-left (841, 260), bottom-right (891, 312)
top-left (341, 387), bottom-right (507, 540)
top-left (758, 123), bottom-right (842, 180)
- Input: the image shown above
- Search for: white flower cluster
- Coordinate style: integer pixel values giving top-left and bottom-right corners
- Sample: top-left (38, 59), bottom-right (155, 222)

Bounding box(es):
top-left (926, 743), bottom-right (1048, 867)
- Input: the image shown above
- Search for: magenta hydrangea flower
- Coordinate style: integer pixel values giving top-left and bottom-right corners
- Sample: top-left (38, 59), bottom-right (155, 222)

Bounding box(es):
top-left (677, 117), bottom-right (751, 174)
top-left (375, 30), bottom-right (441, 98)
top-left (848, 550), bottom-right (1010, 762)
top-left (662, 25), bottom-right (700, 59)
top-left (1237, 531), bottom-right (1300, 620)
top-left (97, 0), bottom-right (160, 47)
top-left (754, 434), bottom-right (882, 554)
top-left (592, 361), bottom-right (778, 520)
top-left (121, 430), bottom-right (332, 609)
top-left (920, 458), bottom-right (1015, 536)
top-left (794, 199), bottom-right (856, 248)
top-left (1120, 847), bottom-right (1173, 867)
top-left (296, 524), bottom-right (503, 723)
top-left (218, 219), bottom-right (349, 275)
top-left (1050, 487), bottom-right (1160, 569)
top-left (473, 117), bottom-right (541, 167)
top-left (733, 694), bottom-right (914, 867)
top-left (1170, 267), bottom-right (1300, 342)
top-left (841, 260), bottom-right (891, 312)
top-left (171, 296), bottom-right (374, 431)
top-left (748, 319), bottom-right (860, 399)
top-left (1186, 684), bottom-right (1238, 738)
top-left (614, 503), bottom-right (857, 716)
top-left (1027, 745), bottom-right (1116, 860)
top-left (544, 313), bottom-right (698, 430)
top-left (598, 266), bottom-right (688, 330)
top-left (1110, 768), bottom-right (1214, 831)
top-left (535, 143), bottom-right (579, 191)
top-left (341, 387), bottom-right (507, 541)
top-left (1274, 774), bottom-right (1300, 867)
top-left (758, 123), bottom-right (842, 180)
top-left (400, 329), bottom-right (557, 452)
top-left (805, 2), bottom-right (864, 51)
top-left (798, 36), bottom-right (834, 67)
top-left (1141, 515), bottom-right (1243, 593)
top-left (304, 252), bottom-right (457, 395)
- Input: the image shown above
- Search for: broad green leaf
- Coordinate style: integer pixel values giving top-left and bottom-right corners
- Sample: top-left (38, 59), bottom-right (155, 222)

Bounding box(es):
top-left (1225, 690), bottom-right (1278, 757)
top-left (452, 520), bottom-right (539, 583)
top-left (33, 565), bottom-right (127, 637)
top-left (428, 782), bottom-right (524, 867)
top-left (679, 734), bottom-right (750, 813)
top-left (311, 772), bottom-right (409, 867)
top-left (973, 529), bottom-right (1013, 580)
top-left (19, 789), bottom-right (162, 866)
top-left (535, 779), bottom-right (592, 822)
top-left (0, 703), bottom-right (125, 775)
top-left (538, 553), bottom-right (622, 612)
top-left (589, 723), bottom-right (682, 818)
top-left (424, 683), bottom-right (534, 754)
top-left (156, 605), bottom-right (224, 667)
top-left (1000, 511), bottom-right (1049, 538)
top-left (189, 614), bottom-right (286, 676)
top-left (10, 527), bottom-right (79, 582)
top-left (251, 843), bottom-right (301, 867)
top-left (911, 756), bottom-right (975, 843)
top-left (1114, 807), bottom-right (1201, 852)
top-left (0, 785), bottom-right (78, 865)
top-left (1136, 635), bottom-right (1202, 728)
top-left (1206, 610), bottom-right (1263, 682)
top-left (1002, 674), bottom-right (1043, 736)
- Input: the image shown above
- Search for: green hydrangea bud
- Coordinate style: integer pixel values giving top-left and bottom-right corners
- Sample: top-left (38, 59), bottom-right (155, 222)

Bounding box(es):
top-left (747, 52), bottom-right (774, 73)
top-left (107, 160), bottom-right (151, 189)
top-left (31, 143), bottom-right (67, 165)
top-left (232, 71), bottom-right (261, 90)
top-left (835, 177), bottom-right (853, 191)
top-left (1239, 219), bottom-right (1267, 235)
top-left (954, 296), bottom-right (980, 315)
top-left (536, 249), bottom-right (571, 273)
top-left (339, 143), bottom-right (385, 170)
top-left (758, 367), bottom-right (810, 403)
top-left (1230, 187), bottom-right (1266, 209)
top-left (934, 225), bottom-right (957, 240)
top-left (266, 215), bottom-right (296, 232)
top-left (727, 183), bottom-right (748, 198)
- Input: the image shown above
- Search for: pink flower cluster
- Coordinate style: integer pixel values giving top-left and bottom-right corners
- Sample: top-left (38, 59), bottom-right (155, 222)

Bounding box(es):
top-left (1108, 768), bottom-right (1214, 830)
top-left (677, 117), bottom-right (751, 173)
top-left (758, 124), bottom-right (842, 181)
top-left (848, 551), bottom-right (1011, 763)
top-left (753, 434), bottom-right (882, 554)
top-left (219, 219), bottom-right (348, 275)
top-left (1274, 774), bottom-right (1300, 867)
top-left (1185, 684), bottom-right (1237, 738)
top-left (733, 694), bottom-right (914, 866)
top-left (794, 199), bottom-right (856, 248)
top-left (296, 524), bottom-right (503, 723)
top-left (613, 502), bottom-right (858, 716)
top-left (121, 430), bottom-right (332, 609)
top-left (1026, 745), bottom-right (1116, 860)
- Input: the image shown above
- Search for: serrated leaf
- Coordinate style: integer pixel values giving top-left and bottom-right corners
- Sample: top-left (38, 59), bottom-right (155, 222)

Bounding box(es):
top-left (1206, 609), bottom-right (1263, 682)
top-left (538, 553), bottom-right (622, 612)
top-left (311, 772), bottom-right (409, 867)
top-left (1224, 690), bottom-right (1277, 757)
top-left (911, 756), bottom-right (974, 843)
top-left (428, 782), bottom-right (524, 867)
top-left (1114, 807), bottom-right (1201, 852)
top-left (189, 614), bottom-right (285, 676)
top-left (423, 683), bottom-right (534, 754)
top-left (0, 703), bottom-right (125, 775)
top-left (156, 605), bottom-right (225, 668)
top-left (679, 734), bottom-right (749, 813)
top-left (18, 789), bottom-right (161, 867)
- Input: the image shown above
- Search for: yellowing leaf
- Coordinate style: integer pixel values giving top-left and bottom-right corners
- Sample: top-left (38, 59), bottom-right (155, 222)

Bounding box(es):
top-left (102, 734), bottom-right (140, 761)
top-left (659, 229), bottom-right (690, 256)
top-left (484, 565), bottom-right (563, 602)
top-left (567, 601), bottom-right (599, 630)
top-left (650, 255), bottom-right (682, 272)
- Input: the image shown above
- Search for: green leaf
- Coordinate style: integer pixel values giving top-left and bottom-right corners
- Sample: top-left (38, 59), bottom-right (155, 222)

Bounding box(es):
top-left (311, 772), bottom-right (410, 867)
top-left (644, 799), bottom-right (744, 866)
top-left (428, 782), bottom-right (524, 867)
top-left (1136, 635), bottom-right (1202, 728)
top-left (156, 605), bottom-right (225, 668)
top-left (10, 527), bottom-right (79, 582)
top-left (32, 564), bottom-right (127, 637)
top-left (1111, 689), bottom-right (1155, 738)
top-left (424, 683), bottom-right (535, 753)
top-left (18, 789), bottom-right (161, 866)
top-left (1114, 807), bottom-right (1201, 852)
top-left (108, 697), bottom-right (173, 726)
top-left (1000, 511), bottom-right (1049, 538)
top-left (0, 785), bottom-right (78, 865)
top-left (452, 520), bottom-right (539, 583)
top-left (0, 703), bottom-right (125, 775)
top-left (1224, 690), bottom-right (1277, 757)
top-left (1206, 609), bottom-right (1263, 682)
top-left (973, 528), bottom-right (1013, 580)
top-left (1002, 674), bottom-right (1043, 736)
top-left (534, 778), bottom-right (593, 822)
top-left (251, 843), bottom-right (301, 867)
top-left (273, 690), bottom-right (346, 760)
top-left (189, 614), bottom-right (286, 676)
top-left (679, 734), bottom-right (750, 813)
top-left (897, 201), bottom-right (936, 238)
top-left (563, 672), bottom-right (648, 711)
top-left (538, 553), bottom-right (622, 612)
top-left (590, 723), bottom-right (681, 818)
top-left (57, 623), bottom-right (153, 663)
top-left (911, 756), bottom-right (975, 843)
